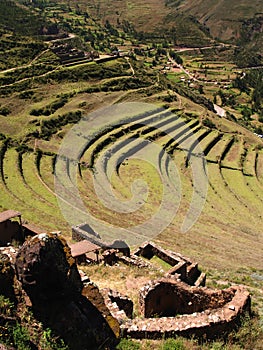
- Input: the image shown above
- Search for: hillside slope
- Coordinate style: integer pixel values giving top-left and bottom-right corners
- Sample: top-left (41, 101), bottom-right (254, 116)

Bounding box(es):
top-left (173, 0), bottom-right (263, 41)
top-left (69, 0), bottom-right (263, 42)
top-left (0, 0), bottom-right (43, 36)
top-left (57, 0), bottom-right (262, 57)
top-left (51, 0), bottom-right (212, 46)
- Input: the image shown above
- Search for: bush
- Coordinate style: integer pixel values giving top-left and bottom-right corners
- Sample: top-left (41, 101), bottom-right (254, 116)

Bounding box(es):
top-left (0, 295), bottom-right (14, 317)
top-left (40, 328), bottom-right (68, 350)
top-left (12, 323), bottom-right (31, 350)
top-left (30, 96), bottom-right (68, 116)
top-left (18, 90), bottom-right (35, 99)
top-left (162, 338), bottom-right (185, 350)
top-left (0, 106), bottom-right (11, 116)
top-left (0, 133), bottom-right (6, 141)
top-left (116, 338), bottom-right (141, 350)
top-left (203, 118), bottom-right (216, 129)
top-left (38, 110), bottom-right (82, 140)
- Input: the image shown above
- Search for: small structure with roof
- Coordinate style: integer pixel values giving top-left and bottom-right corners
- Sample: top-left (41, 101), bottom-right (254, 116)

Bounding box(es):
top-left (69, 240), bottom-right (101, 264)
top-left (0, 210), bottom-right (44, 246)
top-left (0, 210), bottom-right (23, 245)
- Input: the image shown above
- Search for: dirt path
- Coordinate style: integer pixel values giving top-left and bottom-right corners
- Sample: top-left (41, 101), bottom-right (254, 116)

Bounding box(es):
top-left (0, 49), bottom-right (51, 75)
top-left (125, 57), bottom-right (135, 75)
top-left (0, 66), bottom-right (61, 88)
top-left (167, 52), bottom-right (229, 87)
top-left (0, 33), bottom-right (76, 76)
top-left (173, 43), bottom-right (233, 53)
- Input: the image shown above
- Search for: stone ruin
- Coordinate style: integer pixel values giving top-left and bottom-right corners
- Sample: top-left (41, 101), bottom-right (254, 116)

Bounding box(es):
top-left (97, 241), bottom-right (251, 340)
top-left (0, 233), bottom-right (252, 348)
top-left (122, 282), bottom-right (250, 340)
top-left (134, 241), bottom-right (206, 286)
top-left (71, 223), bottom-right (130, 264)
top-left (78, 240), bottom-right (251, 341)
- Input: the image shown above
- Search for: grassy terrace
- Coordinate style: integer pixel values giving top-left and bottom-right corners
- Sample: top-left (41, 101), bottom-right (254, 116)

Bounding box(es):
top-left (2, 148), bottom-right (67, 232)
top-left (0, 102), bottom-right (262, 259)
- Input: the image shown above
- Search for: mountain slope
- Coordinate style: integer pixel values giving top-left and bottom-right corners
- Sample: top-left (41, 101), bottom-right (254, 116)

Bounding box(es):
top-left (168, 0), bottom-right (263, 42)
top-left (0, 0), bottom-right (43, 36)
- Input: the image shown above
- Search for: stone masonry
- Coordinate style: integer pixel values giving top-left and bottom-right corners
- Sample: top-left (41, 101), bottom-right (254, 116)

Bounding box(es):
top-left (121, 283), bottom-right (250, 340)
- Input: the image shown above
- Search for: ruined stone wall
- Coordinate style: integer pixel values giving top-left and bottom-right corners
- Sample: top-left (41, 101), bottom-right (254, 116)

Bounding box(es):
top-left (134, 242), bottom-right (181, 266)
top-left (139, 279), bottom-right (235, 318)
top-left (122, 285), bottom-right (251, 340)
top-left (101, 289), bottom-right (134, 321)
top-left (134, 242), bottom-right (204, 286)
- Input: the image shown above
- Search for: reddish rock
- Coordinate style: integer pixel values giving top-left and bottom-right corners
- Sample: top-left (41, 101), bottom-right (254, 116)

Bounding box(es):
top-left (15, 233), bottom-right (117, 350)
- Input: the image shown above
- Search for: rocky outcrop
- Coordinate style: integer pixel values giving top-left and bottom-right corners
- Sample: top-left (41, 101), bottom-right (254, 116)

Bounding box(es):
top-left (15, 233), bottom-right (117, 350)
top-left (15, 233), bottom-right (82, 306)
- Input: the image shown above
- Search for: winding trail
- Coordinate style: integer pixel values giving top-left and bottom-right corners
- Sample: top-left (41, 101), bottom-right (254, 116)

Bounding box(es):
top-left (125, 57), bottom-right (135, 76)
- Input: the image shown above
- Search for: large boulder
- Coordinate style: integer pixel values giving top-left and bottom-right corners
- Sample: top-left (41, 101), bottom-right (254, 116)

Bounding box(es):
top-left (15, 233), bottom-right (117, 350)
top-left (15, 233), bottom-right (82, 305)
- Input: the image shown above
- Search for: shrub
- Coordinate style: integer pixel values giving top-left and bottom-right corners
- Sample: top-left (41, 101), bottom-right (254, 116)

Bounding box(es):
top-left (0, 133), bottom-right (6, 141)
top-left (116, 338), bottom-right (141, 350)
top-left (203, 118), bottom-right (216, 129)
top-left (30, 96), bottom-right (68, 116)
top-left (38, 110), bottom-right (82, 140)
top-left (40, 328), bottom-right (68, 350)
top-left (0, 295), bottom-right (14, 317)
top-left (162, 338), bottom-right (185, 350)
top-left (18, 90), bottom-right (34, 99)
top-left (208, 342), bottom-right (226, 350)
top-left (12, 323), bottom-right (31, 350)
top-left (0, 106), bottom-right (11, 116)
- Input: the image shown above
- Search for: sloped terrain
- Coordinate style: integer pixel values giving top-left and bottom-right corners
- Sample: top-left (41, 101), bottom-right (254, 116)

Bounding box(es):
top-left (171, 0), bottom-right (263, 41)
top-left (57, 0), bottom-right (263, 45)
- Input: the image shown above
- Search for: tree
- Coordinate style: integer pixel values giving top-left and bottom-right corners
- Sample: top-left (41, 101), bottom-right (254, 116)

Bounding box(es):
top-left (169, 50), bottom-right (183, 65)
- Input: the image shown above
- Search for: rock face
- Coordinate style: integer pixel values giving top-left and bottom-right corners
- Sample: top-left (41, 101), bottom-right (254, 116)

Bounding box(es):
top-left (15, 233), bottom-right (116, 350)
